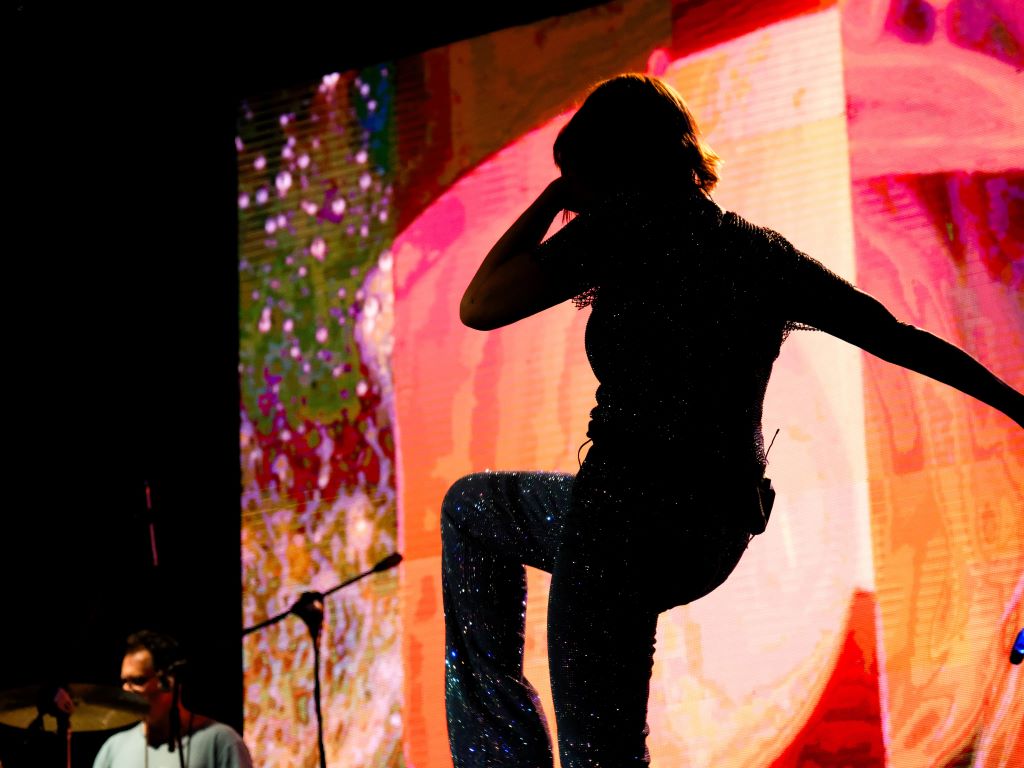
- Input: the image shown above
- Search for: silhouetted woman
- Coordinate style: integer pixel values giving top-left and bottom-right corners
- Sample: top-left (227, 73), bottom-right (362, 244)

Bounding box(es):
top-left (442, 73), bottom-right (1023, 768)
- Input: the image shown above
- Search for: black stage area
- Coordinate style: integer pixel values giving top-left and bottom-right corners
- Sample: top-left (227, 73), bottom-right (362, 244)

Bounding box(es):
top-left (5, 5), bottom-right (600, 764)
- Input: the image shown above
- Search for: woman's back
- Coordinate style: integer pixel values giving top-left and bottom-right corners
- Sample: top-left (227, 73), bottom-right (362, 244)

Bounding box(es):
top-left (541, 189), bottom-right (821, 473)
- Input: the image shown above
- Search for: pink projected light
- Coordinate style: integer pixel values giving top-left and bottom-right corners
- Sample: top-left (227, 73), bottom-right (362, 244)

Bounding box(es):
top-left (391, 8), bottom-right (914, 767)
top-left (235, 3), bottom-right (1021, 766)
top-left (842, 1), bottom-right (1024, 766)
top-left (234, 2), bottom-right (1023, 765)
top-left (394, 2), bottom-right (1023, 765)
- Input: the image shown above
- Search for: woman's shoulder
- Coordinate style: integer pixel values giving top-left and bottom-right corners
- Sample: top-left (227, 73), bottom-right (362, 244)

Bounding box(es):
top-left (719, 210), bottom-right (795, 253)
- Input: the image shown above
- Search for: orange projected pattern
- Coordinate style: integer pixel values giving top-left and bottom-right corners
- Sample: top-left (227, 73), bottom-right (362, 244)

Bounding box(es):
top-left (844, 1), bottom-right (1024, 765)
top-left (241, 1), bottom-right (1023, 766)
top-left (393, 119), bottom-right (595, 767)
top-left (395, 11), bottom-right (874, 767)
top-left (393, 4), bottom-right (1022, 768)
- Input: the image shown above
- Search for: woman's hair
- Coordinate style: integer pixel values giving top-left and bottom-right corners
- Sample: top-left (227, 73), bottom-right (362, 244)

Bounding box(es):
top-left (553, 73), bottom-right (720, 196)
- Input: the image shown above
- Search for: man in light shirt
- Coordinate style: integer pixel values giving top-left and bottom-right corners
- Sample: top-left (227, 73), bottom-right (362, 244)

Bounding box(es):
top-left (92, 630), bottom-right (252, 768)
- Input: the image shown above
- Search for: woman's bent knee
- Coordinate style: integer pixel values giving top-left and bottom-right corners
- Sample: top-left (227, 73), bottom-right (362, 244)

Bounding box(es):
top-left (441, 472), bottom-right (493, 529)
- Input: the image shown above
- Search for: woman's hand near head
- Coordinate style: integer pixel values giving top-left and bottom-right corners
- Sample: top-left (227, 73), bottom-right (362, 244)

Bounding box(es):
top-left (553, 172), bottom-right (596, 215)
top-left (459, 178), bottom-right (580, 331)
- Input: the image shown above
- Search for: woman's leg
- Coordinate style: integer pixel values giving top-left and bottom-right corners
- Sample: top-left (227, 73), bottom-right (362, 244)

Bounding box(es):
top-left (547, 498), bottom-right (660, 768)
top-left (547, 448), bottom-right (751, 768)
top-left (442, 471), bottom-right (573, 768)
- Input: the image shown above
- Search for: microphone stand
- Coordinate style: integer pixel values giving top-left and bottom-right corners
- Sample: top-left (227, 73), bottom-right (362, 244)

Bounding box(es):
top-left (241, 553), bottom-right (403, 768)
top-left (241, 553), bottom-right (402, 637)
top-left (292, 592), bottom-right (327, 768)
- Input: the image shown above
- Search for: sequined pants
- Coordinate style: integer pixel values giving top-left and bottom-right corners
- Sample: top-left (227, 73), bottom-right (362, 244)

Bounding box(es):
top-left (442, 446), bottom-right (753, 767)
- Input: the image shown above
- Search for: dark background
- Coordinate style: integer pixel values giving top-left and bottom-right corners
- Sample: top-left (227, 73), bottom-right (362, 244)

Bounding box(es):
top-left (5, 4), bottom-right (601, 765)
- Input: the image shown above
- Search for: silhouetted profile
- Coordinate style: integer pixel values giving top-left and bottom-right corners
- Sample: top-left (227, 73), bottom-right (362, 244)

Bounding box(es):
top-left (443, 73), bottom-right (1024, 768)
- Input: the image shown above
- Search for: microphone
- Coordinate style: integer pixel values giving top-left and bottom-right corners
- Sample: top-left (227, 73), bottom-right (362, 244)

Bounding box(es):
top-left (372, 552), bottom-right (403, 573)
top-left (291, 591), bottom-right (326, 640)
top-left (243, 552), bottom-right (403, 637)
top-left (1011, 627), bottom-right (1024, 665)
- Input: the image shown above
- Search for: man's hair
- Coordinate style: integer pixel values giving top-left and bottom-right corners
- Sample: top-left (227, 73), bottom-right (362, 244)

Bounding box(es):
top-left (125, 629), bottom-right (187, 676)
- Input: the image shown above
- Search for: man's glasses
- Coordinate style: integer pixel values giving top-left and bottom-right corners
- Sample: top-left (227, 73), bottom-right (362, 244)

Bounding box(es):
top-left (120, 674), bottom-right (156, 689)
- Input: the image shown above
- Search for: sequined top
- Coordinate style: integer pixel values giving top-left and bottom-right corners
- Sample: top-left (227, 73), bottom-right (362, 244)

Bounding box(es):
top-left (537, 188), bottom-right (849, 476)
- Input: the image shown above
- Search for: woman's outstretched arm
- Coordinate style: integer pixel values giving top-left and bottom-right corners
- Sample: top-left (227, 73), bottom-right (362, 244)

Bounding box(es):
top-left (789, 255), bottom-right (1024, 428)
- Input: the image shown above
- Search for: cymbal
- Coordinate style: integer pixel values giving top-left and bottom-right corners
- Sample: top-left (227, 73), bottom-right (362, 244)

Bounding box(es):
top-left (0, 684), bottom-right (148, 733)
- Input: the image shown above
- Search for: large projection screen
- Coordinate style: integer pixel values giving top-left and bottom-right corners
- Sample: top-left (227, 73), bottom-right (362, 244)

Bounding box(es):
top-left (238, 2), bottom-right (1023, 766)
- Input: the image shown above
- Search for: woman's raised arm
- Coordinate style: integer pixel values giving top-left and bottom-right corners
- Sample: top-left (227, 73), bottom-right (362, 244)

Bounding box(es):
top-left (461, 177), bottom-right (604, 331)
top-left (460, 180), bottom-right (568, 331)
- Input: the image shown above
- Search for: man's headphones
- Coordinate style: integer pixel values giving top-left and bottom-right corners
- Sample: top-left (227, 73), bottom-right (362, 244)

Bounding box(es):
top-left (157, 659), bottom-right (189, 692)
